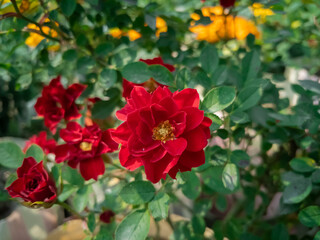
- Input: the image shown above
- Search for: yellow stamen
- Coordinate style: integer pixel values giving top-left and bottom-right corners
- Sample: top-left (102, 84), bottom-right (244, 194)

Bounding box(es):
top-left (79, 142), bottom-right (93, 151)
top-left (152, 120), bottom-right (175, 143)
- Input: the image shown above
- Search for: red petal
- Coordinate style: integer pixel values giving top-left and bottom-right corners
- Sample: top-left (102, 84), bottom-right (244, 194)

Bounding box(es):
top-left (179, 150), bottom-right (205, 169)
top-left (64, 103), bottom-right (81, 121)
top-left (183, 128), bottom-right (208, 152)
top-left (55, 144), bottom-right (71, 163)
top-left (112, 122), bottom-right (132, 145)
top-left (136, 121), bottom-right (154, 145)
top-left (128, 135), bottom-right (160, 155)
top-left (183, 107), bottom-right (204, 132)
top-left (101, 130), bottom-right (119, 152)
top-left (148, 146), bottom-right (167, 163)
top-left (119, 146), bottom-right (143, 171)
top-left (151, 87), bottom-right (172, 104)
top-left (139, 107), bottom-right (155, 129)
top-left (122, 79), bottom-right (139, 99)
top-left (130, 86), bottom-right (151, 109)
top-left (151, 104), bottom-right (168, 126)
top-left (6, 178), bottom-right (26, 199)
top-left (17, 157), bottom-right (37, 178)
top-left (173, 88), bottom-right (200, 108)
top-left (66, 83), bottom-right (87, 100)
top-left (162, 138), bottom-right (187, 156)
top-left (159, 97), bottom-right (178, 116)
top-left (79, 156), bottom-right (105, 181)
top-left (116, 103), bottom-right (135, 121)
top-left (142, 154), bottom-right (179, 183)
top-left (169, 111), bottom-right (186, 137)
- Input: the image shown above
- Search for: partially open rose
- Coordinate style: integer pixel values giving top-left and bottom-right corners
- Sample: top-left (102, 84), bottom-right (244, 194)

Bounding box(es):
top-left (6, 157), bottom-right (57, 207)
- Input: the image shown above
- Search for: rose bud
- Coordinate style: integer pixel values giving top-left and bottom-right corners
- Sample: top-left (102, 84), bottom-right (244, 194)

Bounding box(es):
top-left (99, 210), bottom-right (115, 224)
top-left (6, 157), bottom-right (57, 208)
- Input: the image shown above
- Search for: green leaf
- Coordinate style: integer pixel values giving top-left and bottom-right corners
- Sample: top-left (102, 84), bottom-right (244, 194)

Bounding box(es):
top-left (119, 181), bottom-right (155, 205)
top-left (95, 43), bottom-right (113, 57)
top-left (201, 86), bottom-right (236, 113)
top-left (222, 163), bottom-right (240, 191)
top-left (63, 49), bottom-right (78, 61)
top-left (5, 173), bottom-right (17, 188)
top-left (180, 171), bottom-right (201, 199)
top-left (25, 144), bottom-right (44, 163)
top-left (271, 224), bottom-right (289, 240)
top-left (314, 231), bottom-right (320, 240)
top-left (299, 80), bottom-right (320, 94)
top-left (99, 68), bottom-right (118, 89)
top-left (91, 98), bottom-right (119, 119)
top-left (0, 141), bottom-right (24, 168)
top-left (283, 177), bottom-right (312, 204)
top-left (148, 65), bottom-right (174, 86)
top-left (149, 192), bottom-right (170, 221)
top-left (88, 212), bottom-right (96, 233)
top-left (211, 65), bottom-right (228, 86)
top-left (206, 113), bottom-right (223, 131)
top-left (202, 166), bottom-right (235, 194)
top-left (299, 206), bottom-right (320, 227)
top-left (215, 195), bottom-right (227, 212)
top-left (242, 50), bottom-right (261, 84)
top-left (60, 0), bottom-right (77, 17)
top-left (233, 87), bottom-right (262, 113)
top-left (62, 167), bottom-right (84, 186)
top-left (289, 157), bottom-right (316, 173)
top-left (16, 73), bottom-right (32, 90)
top-left (230, 112), bottom-right (250, 124)
top-left (58, 184), bottom-right (78, 202)
top-left (231, 150), bottom-right (250, 168)
top-left (191, 215), bottom-right (206, 235)
top-left (175, 68), bottom-right (192, 89)
top-left (312, 169), bottom-right (320, 184)
top-left (115, 209), bottom-right (150, 240)
top-left (200, 45), bottom-right (219, 74)
top-left (73, 185), bottom-right (91, 212)
top-left (122, 62), bottom-right (152, 84)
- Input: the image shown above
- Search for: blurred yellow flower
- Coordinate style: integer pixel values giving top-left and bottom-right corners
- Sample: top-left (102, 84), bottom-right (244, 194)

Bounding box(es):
top-left (156, 17), bottom-right (168, 37)
top-left (109, 28), bottom-right (141, 41)
top-left (189, 6), bottom-right (260, 43)
top-left (250, 3), bottom-right (274, 23)
top-left (0, 0), bottom-right (39, 15)
top-left (127, 30), bottom-right (142, 41)
top-left (25, 19), bottom-right (59, 51)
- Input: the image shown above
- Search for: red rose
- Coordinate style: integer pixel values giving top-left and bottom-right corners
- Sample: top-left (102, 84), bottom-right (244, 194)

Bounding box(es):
top-left (219, 0), bottom-right (236, 8)
top-left (122, 57), bottom-right (175, 99)
top-left (55, 122), bottom-right (118, 180)
top-left (23, 131), bottom-right (56, 154)
top-left (6, 157), bottom-right (57, 206)
top-left (112, 86), bottom-right (212, 183)
top-left (99, 210), bottom-right (115, 224)
top-left (34, 76), bottom-right (87, 134)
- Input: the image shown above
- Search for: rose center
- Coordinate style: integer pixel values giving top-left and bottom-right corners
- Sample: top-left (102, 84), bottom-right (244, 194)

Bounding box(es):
top-left (143, 78), bottom-right (158, 92)
top-left (79, 142), bottom-right (93, 151)
top-left (27, 179), bottom-right (39, 191)
top-left (152, 120), bottom-right (175, 143)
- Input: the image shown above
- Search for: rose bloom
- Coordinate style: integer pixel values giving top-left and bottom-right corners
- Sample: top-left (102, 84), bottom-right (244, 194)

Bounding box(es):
top-left (219, 0), bottom-right (236, 8)
top-left (122, 57), bottom-right (175, 99)
top-left (99, 210), bottom-right (115, 224)
top-left (55, 122), bottom-right (118, 180)
top-left (6, 157), bottom-right (57, 207)
top-left (35, 76), bottom-right (86, 134)
top-left (112, 86), bottom-right (212, 183)
top-left (190, 6), bottom-right (260, 43)
top-left (23, 131), bottom-right (56, 154)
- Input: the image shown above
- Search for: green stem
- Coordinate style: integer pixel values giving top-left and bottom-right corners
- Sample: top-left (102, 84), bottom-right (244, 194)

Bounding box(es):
top-left (10, 0), bottom-right (60, 42)
top-left (57, 200), bottom-right (84, 220)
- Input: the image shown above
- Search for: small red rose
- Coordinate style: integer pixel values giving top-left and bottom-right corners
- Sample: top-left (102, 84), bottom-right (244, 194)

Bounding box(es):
top-left (55, 122), bottom-right (118, 180)
top-left (220, 0), bottom-right (236, 8)
top-left (122, 57), bottom-right (175, 99)
top-left (34, 76), bottom-right (87, 134)
top-left (6, 157), bottom-right (57, 206)
top-left (112, 86), bottom-right (212, 183)
top-left (99, 210), bottom-right (115, 224)
top-left (23, 131), bottom-right (56, 154)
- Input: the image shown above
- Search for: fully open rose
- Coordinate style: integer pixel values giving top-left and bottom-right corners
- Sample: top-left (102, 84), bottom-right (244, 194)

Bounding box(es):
top-left (122, 57), bottom-right (175, 99)
top-left (55, 122), bottom-right (118, 180)
top-left (112, 86), bottom-right (212, 183)
top-left (6, 157), bottom-right (57, 207)
top-left (34, 76), bottom-right (87, 133)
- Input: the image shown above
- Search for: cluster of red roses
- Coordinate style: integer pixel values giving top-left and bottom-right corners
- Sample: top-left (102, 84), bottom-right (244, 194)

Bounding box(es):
top-left (6, 57), bottom-right (212, 208)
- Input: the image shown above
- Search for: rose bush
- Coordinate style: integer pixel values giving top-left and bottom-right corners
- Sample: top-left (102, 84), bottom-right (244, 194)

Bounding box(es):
top-left (1, 0), bottom-right (320, 240)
